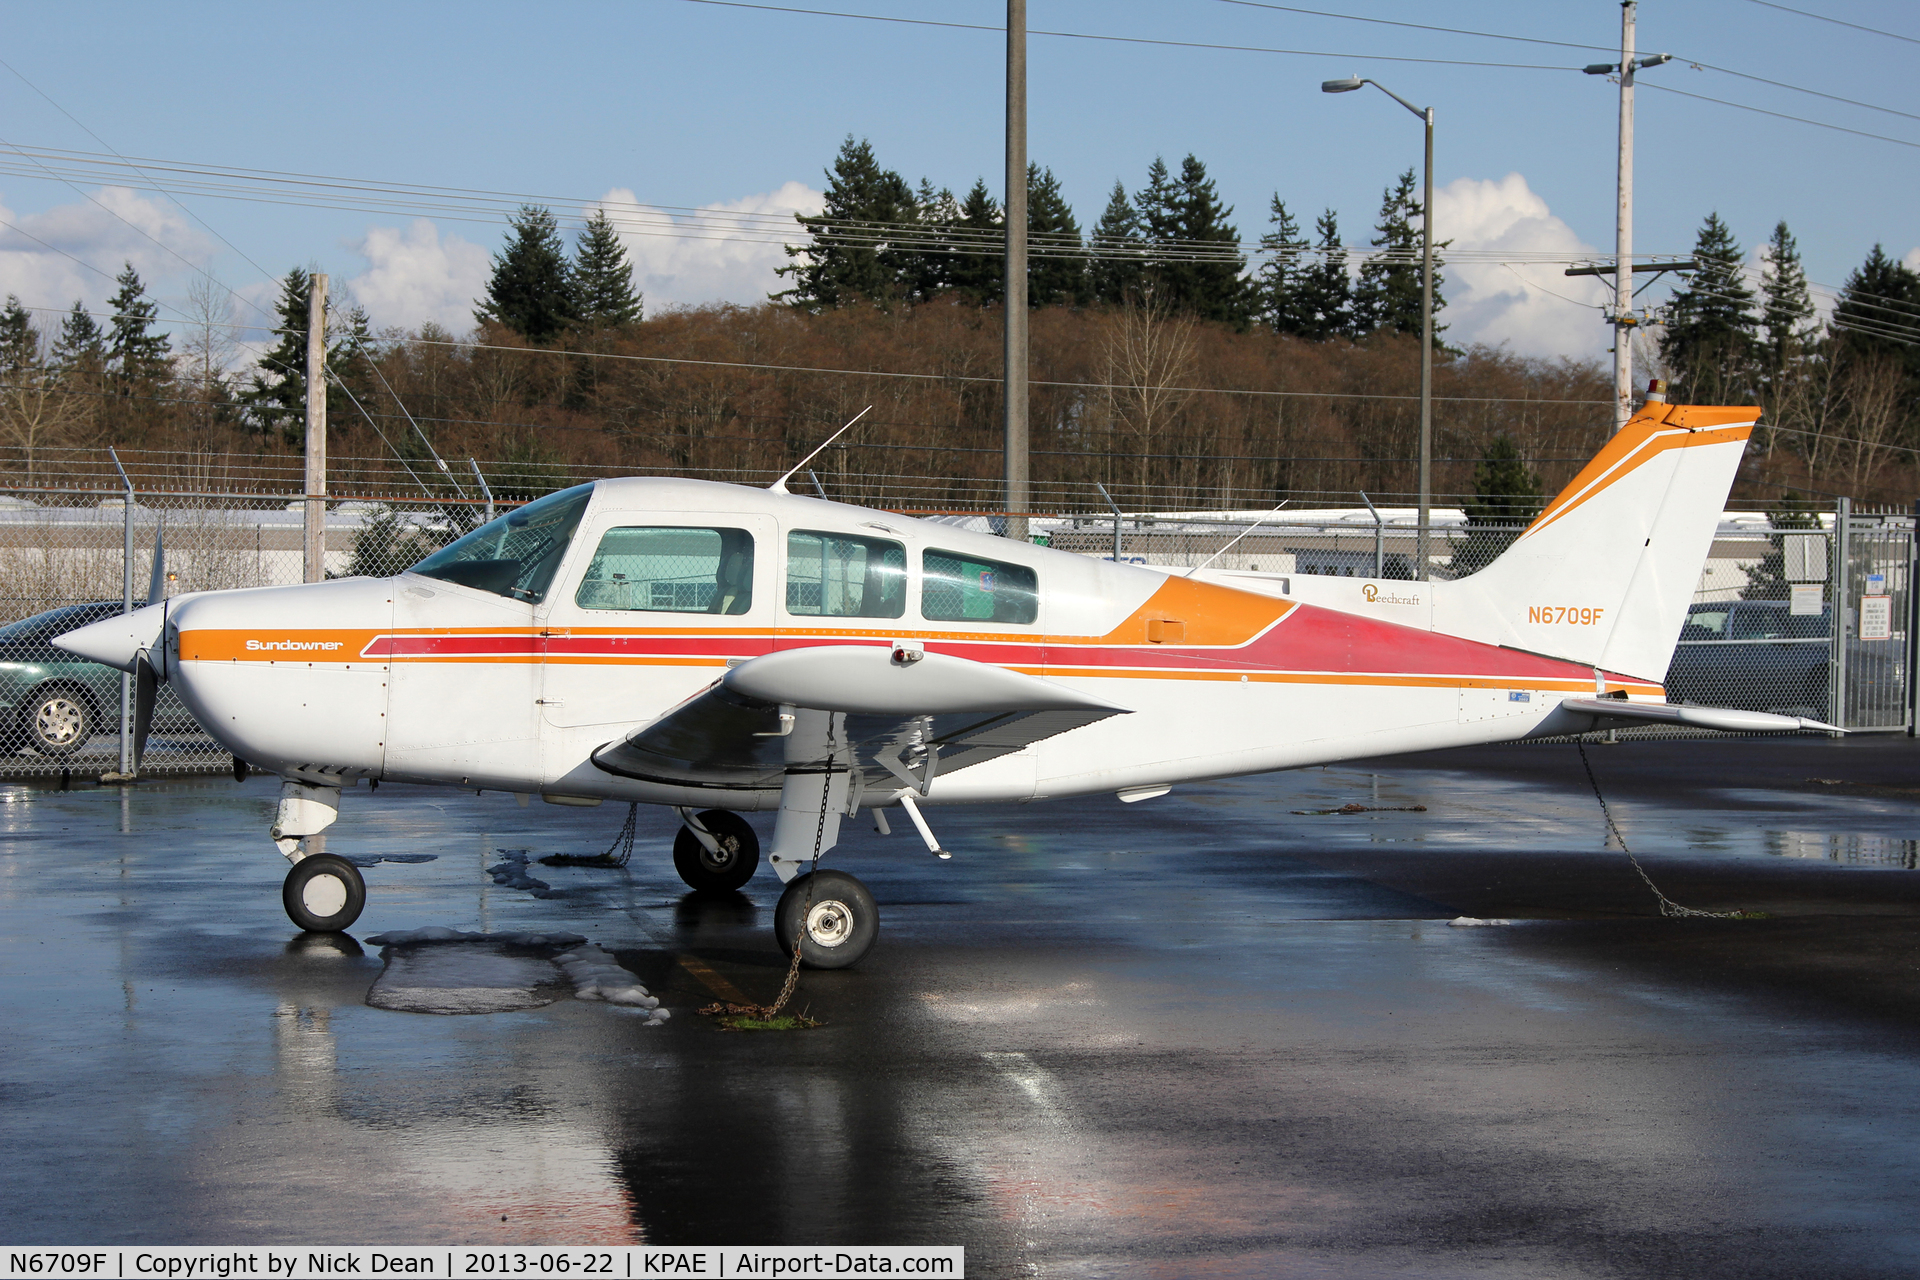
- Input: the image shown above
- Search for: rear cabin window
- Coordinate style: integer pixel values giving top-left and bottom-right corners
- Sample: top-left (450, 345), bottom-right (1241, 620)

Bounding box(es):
top-left (785, 530), bottom-right (906, 618)
top-left (922, 549), bottom-right (1038, 624)
top-left (574, 527), bottom-right (755, 614)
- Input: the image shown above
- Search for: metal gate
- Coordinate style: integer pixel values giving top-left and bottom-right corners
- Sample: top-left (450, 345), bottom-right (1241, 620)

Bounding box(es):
top-left (1832, 502), bottom-right (1915, 732)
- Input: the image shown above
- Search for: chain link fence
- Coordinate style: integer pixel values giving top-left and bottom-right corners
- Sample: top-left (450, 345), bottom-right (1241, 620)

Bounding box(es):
top-left (1, 467), bottom-right (1911, 778)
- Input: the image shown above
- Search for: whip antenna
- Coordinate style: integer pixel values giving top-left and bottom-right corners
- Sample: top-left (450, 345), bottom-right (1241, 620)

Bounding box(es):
top-left (770, 406), bottom-right (871, 494)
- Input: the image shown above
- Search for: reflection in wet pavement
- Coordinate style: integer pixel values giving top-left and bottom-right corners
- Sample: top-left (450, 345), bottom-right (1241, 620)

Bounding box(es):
top-left (2, 740), bottom-right (1920, 1275)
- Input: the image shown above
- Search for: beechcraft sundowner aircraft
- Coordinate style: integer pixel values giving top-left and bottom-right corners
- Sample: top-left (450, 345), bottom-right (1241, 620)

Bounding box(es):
top-left (55, 397), bottom-right (1833, 968)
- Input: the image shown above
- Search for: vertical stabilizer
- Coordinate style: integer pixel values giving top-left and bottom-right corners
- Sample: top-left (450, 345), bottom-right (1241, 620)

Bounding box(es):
top-left (1432, 402), bottom-right (1757, 683)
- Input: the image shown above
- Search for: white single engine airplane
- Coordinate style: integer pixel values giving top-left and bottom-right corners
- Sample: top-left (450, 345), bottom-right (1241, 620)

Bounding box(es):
top-left (56, 397), bottom-right (1832, 968)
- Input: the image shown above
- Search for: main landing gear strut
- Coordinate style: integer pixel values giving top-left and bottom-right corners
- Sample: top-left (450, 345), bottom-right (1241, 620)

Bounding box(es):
top-left (673, 802), bottom-right (880, 971)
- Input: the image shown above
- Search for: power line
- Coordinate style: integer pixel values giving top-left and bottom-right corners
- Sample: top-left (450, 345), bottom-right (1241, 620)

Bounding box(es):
top-left (669, 0), bottom-right (1576, 70)
top-left (1639, 81), bottom-right (1920, 149)
top-left (1208, 0), bottom-right (1610, 52)
top-left (1740, 0), bottom-right (1920, 47)
top-left (398, 335), bottom-right (1611, 405)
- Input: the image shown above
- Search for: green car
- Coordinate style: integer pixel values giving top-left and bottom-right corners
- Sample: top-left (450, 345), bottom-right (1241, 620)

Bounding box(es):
top-left (0, 601), bottom-right (130, 757)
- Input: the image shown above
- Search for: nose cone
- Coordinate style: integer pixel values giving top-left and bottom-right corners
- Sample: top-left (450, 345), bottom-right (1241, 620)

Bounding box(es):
top-left (54, 601), bottom-right (167, 672)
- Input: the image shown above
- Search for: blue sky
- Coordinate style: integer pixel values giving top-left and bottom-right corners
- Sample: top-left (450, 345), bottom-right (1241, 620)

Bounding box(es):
top-left (1, 0), bottom-right (1915, 362)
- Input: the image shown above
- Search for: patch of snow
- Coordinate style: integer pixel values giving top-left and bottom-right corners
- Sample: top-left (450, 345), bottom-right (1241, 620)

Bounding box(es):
top-left (1447, 916), bottom-right (1515, 927)
top-left (556, 945), bottom-right (668, 1026)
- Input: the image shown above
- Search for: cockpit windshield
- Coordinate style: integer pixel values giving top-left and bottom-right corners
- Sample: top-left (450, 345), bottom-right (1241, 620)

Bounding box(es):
top-left (407, 483), bottom-right (594, 603)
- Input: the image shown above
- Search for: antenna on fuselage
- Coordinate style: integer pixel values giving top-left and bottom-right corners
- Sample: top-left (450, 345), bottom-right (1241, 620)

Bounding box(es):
top-left (1186, 499), bottom-right (1290, 576)
top-left (770, 406), bottom-right (871, 495)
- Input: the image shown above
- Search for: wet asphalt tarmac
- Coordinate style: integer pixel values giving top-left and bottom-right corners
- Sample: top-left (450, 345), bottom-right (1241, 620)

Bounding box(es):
top-left (4, 737), bottom-right (1920, 1277)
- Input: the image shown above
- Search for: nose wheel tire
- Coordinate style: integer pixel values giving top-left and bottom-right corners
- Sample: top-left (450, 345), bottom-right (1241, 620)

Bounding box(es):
top-left (774, 869), bottom-right (877, 970)
top-left (673, 810), bottom-right (761, 893)
top-left (283, 854), bottom-right (366, 933)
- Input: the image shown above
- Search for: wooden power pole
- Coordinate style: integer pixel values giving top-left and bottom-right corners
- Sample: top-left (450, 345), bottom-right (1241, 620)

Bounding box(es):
top-left (304, 273), bottom-right (327, 582)
top-left (1003, 0), bottom-right (1028, 541)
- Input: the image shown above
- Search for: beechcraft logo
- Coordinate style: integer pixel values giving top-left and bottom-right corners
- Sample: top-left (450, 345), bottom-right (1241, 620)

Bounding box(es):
top-left (245, 639), bottom-right (345, 652)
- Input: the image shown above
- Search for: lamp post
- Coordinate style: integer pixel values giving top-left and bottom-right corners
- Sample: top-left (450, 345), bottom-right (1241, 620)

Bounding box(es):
top-left (1323, 75), bottom-right (1432, 582)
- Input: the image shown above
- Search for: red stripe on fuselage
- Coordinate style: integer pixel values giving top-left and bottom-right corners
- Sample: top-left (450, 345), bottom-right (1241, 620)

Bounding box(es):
top-left (359, 600), bottom-right (1634, 685)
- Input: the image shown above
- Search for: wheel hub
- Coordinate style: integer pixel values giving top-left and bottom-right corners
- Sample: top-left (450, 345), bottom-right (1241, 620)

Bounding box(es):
top-left (698, 838), bottom-right (739, 873)
top-left (805, 898), bottom-right (853, 948)
top-left (302, 872), bottom-right (349, 917)
top-left (34, 699), bottom-right (84, 746)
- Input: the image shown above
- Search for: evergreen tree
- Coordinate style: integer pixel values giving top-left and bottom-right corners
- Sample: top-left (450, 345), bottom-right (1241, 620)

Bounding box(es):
top-left (1831, 243), bottom-right (1920, 391)
top-left (52, 301), bottom-right (105, 372)
top-left (944, 178), bottom-right (1002, 305)
top-left (1291, 210), bottom-right (1352, 341)
top-left (1759, 222), bottom-right (1814, 374)
top-left (240, 267), bottom-right (370, 446)
top-left (1453, 436), bottom-right (1543, 574)
top-left (572, 210), bottom-right (643, 328)
top-left (476, 206), bottom-right (577, 341)
top-left (1133, 157), bottom-right (1180, 247)
top-left (1352, 169), bottom-right (1446, 339)
top-left (1756, 221), bottom-right (1817, 428)
top-left (1088, 179), bottom-right (1144, 305)
top-left (1149, 154), bottom-right (1249, 327)
top-left (1027, 164), bottom-right (1086, 307)
top-left (105, 263), bottom-right (171, 386)
top-left (1658, 212), bottom-right (1759, 403)
top-left (776, 136), bottom-right (918, 309)
top-left (900, 179), bottom-right (958, 301)
top-left (1256, 196), bottom-right (1313, 335)
top-left (0, 295), bottom-right (35, 372)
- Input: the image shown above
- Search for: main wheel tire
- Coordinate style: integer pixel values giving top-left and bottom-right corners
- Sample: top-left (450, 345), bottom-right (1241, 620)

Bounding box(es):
top-left (774, 869), bottom-right (877, 970)
top-left (22, 686), bottom-right (93, 757)
top-left (673, 810), bottom-right (760, 893)
top-left (283, 854), bottom-right (366, 933)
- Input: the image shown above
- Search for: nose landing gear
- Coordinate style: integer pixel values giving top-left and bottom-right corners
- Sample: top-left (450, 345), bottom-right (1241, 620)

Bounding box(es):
top-left (283, 854), bottom-right (366, 933)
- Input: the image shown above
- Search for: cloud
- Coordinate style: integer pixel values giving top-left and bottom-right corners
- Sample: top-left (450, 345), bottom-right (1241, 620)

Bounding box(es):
top-left (344, 219), bottom-right (492, 333)
top-left (0, 186), bottom-right (216, 319)
top-left (590, 181), bottom-right (824, 310)
top-left (1429, 173), bottom-right (1609, 359)
top-left (1904, 247), bottom-right (1920, 274)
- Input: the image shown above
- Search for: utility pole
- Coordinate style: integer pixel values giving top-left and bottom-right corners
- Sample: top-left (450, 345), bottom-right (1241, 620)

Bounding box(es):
top-left (1417, 104), bottom-right (1433, 582)
top-left (304, 273), bottom-right (327, 582)
top-left (1003, 0), bottom-right (1029, 542)
top-left (1612, 0), bottom-right (1636, 434)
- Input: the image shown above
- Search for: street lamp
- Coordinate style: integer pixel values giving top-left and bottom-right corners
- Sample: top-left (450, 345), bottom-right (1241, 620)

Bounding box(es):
top-left (1323, 75), bottom-right (1434, 583)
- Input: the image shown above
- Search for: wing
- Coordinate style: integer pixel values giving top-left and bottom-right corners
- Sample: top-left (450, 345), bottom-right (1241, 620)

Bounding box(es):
top-left (591, 645), bottom-right (1128, 794)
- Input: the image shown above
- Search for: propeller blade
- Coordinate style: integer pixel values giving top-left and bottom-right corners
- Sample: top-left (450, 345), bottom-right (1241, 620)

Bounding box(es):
top-left (145, 520), bottom-right (166, 606)
top-left (131, 652), bottom-right (157, 772)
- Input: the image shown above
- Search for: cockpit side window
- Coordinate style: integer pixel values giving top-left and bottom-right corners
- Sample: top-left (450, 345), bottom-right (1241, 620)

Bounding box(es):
top-left (575, 526), bottom-right (755, 614)
top-left (408, 484), bottom-right (593, 603)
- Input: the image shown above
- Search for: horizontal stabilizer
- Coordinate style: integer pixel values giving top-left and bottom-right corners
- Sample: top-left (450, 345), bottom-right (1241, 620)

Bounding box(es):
top-left (1553, 697), bottom-right (1841, 735)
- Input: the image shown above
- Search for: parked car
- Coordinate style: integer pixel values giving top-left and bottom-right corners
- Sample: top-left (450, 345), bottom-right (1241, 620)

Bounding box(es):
top-left (1664, 599), bottom-right (1901, 718)
top-left (0, 601), bottom-right (133, 756)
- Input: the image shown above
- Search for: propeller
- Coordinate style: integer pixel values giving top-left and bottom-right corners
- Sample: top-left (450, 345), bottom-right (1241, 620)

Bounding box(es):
top-left (130, 521), bottom-right (167, 774)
